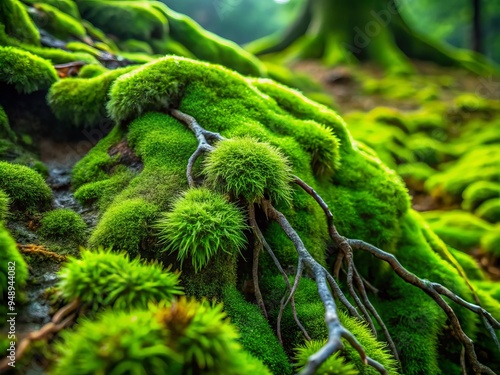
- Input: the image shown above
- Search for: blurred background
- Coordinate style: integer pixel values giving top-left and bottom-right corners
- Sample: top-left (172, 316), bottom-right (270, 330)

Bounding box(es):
top-left (162, 0), bottom-right (500, 63)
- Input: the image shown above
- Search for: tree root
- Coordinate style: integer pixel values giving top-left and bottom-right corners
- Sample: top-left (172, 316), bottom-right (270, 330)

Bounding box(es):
top-left (171, 109), bottom-right (500, 375)
top-left (17, 244), bottom-right (68, 263)
top-left (0, 299), bottom-right (80, 372)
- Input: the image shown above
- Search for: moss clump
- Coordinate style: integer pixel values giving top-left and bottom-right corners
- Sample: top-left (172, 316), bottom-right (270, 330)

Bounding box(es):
top-left (156, 188), bottom-right (247, 272)
top-left (462, 181), bottom-right (500, 212)
top-left (77, 0), bottom-right (168, 41)
top-left (48, 66), bottom-right (137, 127)
top-left (475, 198), bottom-right (500, 223)
top-left (0, 224), bottom-right (28, 296)
top-left (222, 286), bottom-right (292, 375)
top-left (0, 190), bottom-right (8, 223)
top-left (0, 46), bottom-right (58, 93)
top-left (88, 198), bottom-right (159, 257)
top-left (39, 209), bottom-right (87, 243)
top-left (421, 210), bottom-right (493, 252)
top-left (57, 249), bottom-right (182, 311)
top-left (204, 137), bottom-right (293, 205)
top-left (0, 161), bottom-right (52, 213)
top-left (0, 0), bottom-right (40, 44)
top-left (78, 64), bottom-right (108, 78)
top-left (17, 44), bottom-right (98, 64)
top-left (31, 3), bottom-right (86, 40)
top-left (119, 39), bottom-right (154, 54)
top-left (52, 298), bottom-right (271, 375)
top-left (294, 340), bottom-right (358, 375)
top-left (482, 226), bottom-right (500, 257)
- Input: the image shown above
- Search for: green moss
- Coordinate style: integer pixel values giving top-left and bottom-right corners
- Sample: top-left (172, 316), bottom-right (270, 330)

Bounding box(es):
top-left (397, 162), bottom-right (436, 190)
top-left (462, 181), bottom-right (500, 212)
top-left (0, 224), bottom-right (28, 295)
top-left (482, 226), bottom-right (500, 257)
top-left (0, 161), bottom-right (52, 213)
top-left (24, 0), bottom-right (81, 19)
top-left (204, 137), bottom-right (293, 205)
top-left (0, 0), bottom-right (39, 44)
top-left (39, 208), bottom-right (87, 243)
top-left (222, 286), bottom-right (292, 375)
top-left (0, 46), bottom-right (58, 93)
top-left (0, 190), bottom-right (8, 223)
top-left (18, 44), bottom-right (98, 64)
top-left (454, 93), bottom-right (497, 113)
top-left (31, 3), bottom-right (86, 40)
top-left (77, 0), bottom-right (168, 41)
top-left (78, 64), bottom-right (108, 78)
top-left (426, 145), bottom-right (500, 201)
top-left (475, 198), bottom-right (500, 223)
top-left (448, 248), bottom-right (485, 281)
top-left (294, 340), bottom-right (358, 375)
top-left (421, 210), bottom-right (493, 252)
top-left (0, 106), bottom-right (16, 143)
top-left (53, 298), bottom-right (271, 375)
top-left (119, 39), bottom-right (153, 54)
top-left (88, 198), bottom-right (160, 257)
top-left (65, 41), bottom-right (101, 57)
top-left (156, 188), bottom-right (247, 272)
top-left (48, 66), bottom-right (137, 127)
top-left (57, 249), bottom-right (182, 311)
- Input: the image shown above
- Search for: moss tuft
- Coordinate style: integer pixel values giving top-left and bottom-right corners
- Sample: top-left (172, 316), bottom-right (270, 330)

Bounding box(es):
top-left (77, 64), bottom-right (108, 78)
top-left (0, 190), bottom-right (8, 223)
top-left (156, 188), bottom-right (247, 272)
top-left (0, 161), bottom-right (52, 213)
top-left (204, 137), bottom-right (293, 205)
top-left (294, 340), bottom-right (358, 375)
top-left (57, 249), bottom-right (182, 311)
top-left (0, 46), bottom-right (58, 93)
top-left (39, 209), bottom-right (87, 243)
top-left (0, 224), bottom-right (28, 295)
top-left (475, 198), bottom-right (500, 223)
top-left (88, 198), bottom-right (159, 257)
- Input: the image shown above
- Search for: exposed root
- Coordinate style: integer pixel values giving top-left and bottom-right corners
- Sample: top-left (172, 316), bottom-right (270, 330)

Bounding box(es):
top-left (248, 204), bottom-right (268, 318)
top-left (294, 176), bottom-right (499, 374)
top-left (172, 109), bottom-right (499, 374)
top-left (0, 299), bottom-right (80, 372)
top-left (170, 109), bottom-right (225, 187)
top-left (17, 244), bottom-right (68, 263)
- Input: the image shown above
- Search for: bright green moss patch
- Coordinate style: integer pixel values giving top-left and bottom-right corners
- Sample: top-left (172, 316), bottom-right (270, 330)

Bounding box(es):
top-left (57, 249), bottom-right (182, 310)
top-left (222, 286), bottom-right (292, 375)
top-left (24, 0), bottom-right (80, 19)
top-left (32, 3), bottom-right (86, 40)
top-left (0, 161), bottom-right (52, 213)
top-left (88, 198), bottom-right (159, 257)
top-left (65, 41), bottom-right (101, 57)
top-left (204, 137), bottom-right (293, 205)
top-left (0, 224), bottom-right (28, 295)
top-left (295, 340), bottom-right (358, 375)
top-left (421, 210), bottom-right (493, 251)
top-left (0, 46), bottom-right (58, 93)
top-left (475, 198), bottom-right (500, 223)
top-left (48, 66), bottom-right (137, 127)
top-left (482, 226), bottom-right (500, 257)
top-left (156, 188), bottom-right (247, 272)
top-left (462, 181), bottom-right (500, 212)
top-left (77, 0), bottom-right (168, 41)
top-left (78, 64), bottom-right (108, 78)
top-left (39, 209), bottom-right (87, 243)
top-left (0, 0), bottom-right (40, 44)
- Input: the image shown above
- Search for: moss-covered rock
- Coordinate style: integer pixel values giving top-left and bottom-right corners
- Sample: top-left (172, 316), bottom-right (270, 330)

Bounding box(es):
top-left (0, 46), bottom-right (58, 93)
top-left (39, 208), bottom-right (87, 243)
top-left (0, 161), bottom-right (52, 213)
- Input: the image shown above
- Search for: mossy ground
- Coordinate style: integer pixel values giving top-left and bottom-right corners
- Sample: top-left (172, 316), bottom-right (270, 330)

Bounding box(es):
top-left (1, 2), bottom-right (499, 374)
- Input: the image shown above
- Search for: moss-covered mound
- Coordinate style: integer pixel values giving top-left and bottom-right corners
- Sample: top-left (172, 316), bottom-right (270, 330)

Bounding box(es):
top-left (0, 161), bottom-right (52, 213)
top-left (39, 208), bottom-right (87, 243)
top-left (64, 55), bottom-right (500, 374)
top-left (0, 46), bottom-right (58, 93)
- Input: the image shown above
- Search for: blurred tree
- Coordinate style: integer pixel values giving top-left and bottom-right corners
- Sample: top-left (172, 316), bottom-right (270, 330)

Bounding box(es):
top-left (245, 0), bottom-right (497, 75)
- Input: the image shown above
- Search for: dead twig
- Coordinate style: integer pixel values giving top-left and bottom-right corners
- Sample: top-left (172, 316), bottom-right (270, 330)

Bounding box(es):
top-left (17, 244), bottom-right (67, 263)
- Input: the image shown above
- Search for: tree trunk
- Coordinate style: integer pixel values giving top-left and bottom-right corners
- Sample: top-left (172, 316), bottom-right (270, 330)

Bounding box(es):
top-left (247, 0), bottom-right (496, 75)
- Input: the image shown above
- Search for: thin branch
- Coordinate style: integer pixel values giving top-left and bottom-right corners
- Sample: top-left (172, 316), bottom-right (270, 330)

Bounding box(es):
top-left (170, 109), bottom-right (225, 187)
